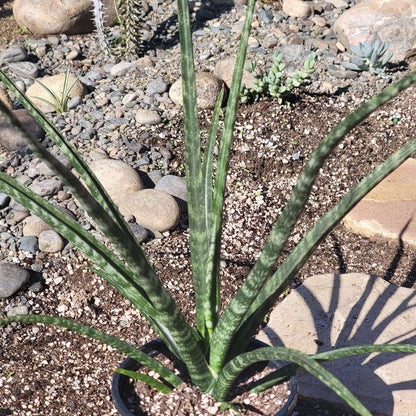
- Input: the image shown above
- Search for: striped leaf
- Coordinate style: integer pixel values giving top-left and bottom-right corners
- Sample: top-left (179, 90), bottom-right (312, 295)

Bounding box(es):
top-left (212, 346), bottom-right (371, 416)
top-left (114, 368), bottom-right (173, 394)
top-left (176, 0), bottom-right (207, 339)
top-left (237, 136), bottom-right (416, 343)
top-left (0, 314), bottom-right (182, 388)
top-left (0, 101), bottom-right (213, 391)
top-left (0, 173), bottom-right (156, 316)
top-left (200, 89), bottom-right (225, 339)
top-left (209, 70), bottom-right (416, 372)
top-left (249, 343), bottom-right (416, 394)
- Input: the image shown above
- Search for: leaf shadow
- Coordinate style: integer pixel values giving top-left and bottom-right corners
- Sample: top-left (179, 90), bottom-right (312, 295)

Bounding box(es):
top-left (261, 223), bottom-right (416, 415)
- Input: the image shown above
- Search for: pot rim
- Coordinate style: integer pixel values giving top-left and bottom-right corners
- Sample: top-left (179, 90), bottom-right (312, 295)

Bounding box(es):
top-left (112, 338), bottom-right (298, 416)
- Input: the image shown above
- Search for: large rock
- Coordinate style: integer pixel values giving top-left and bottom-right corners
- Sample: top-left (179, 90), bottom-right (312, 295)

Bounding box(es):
top-left (169, 72), bottom-right (224, 110)
top-left (155, 175), bottom-right (188, 213)
top-left (258, 273), bottom-right (416, 416)
top-left (13, 0), bottom-right (94, 35)
top-left (118, 189), bottom-right (180, 232)
top-left (0, 262), bottom-right (30, 299)
top-left (344, 158), bottom-right (416, 247)
top-left (26, 73), bottom-right (87, 113)
top-left (89, 159), bottom-right (144, 206)
top-left (334, 0), bottom-right (416, 62)
top-left (0, 109), bottom-right (45, 152)
top-left (214, 57), bottom-right (261, 90)
top-left (13, 0), bottom-right (118, 36)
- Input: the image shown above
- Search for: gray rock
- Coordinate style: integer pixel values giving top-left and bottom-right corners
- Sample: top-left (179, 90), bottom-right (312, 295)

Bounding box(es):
top-left (67, 95), bottom-right (82, 109)
top-left (128, 223), bottom-right (148, 243)
top-left (85, 70), bottom-right (103, 81)
top-left (7, 304), bottom-right (29, 316)
top-left (20, 236), bottom-right (39, 253)
top-left (0, 193), bottom-right (11, 209)
top-left (135, 109), bottom-right (162, 125)
top-left (0, 45), bottom-right (27, 64)
top-left (28, 281), bottom-right (43, 293)
top-left (146, 76), bottom-right (168, 96)
top-left (281, 44), bottom-right (307, 63)
top-left (7, 61), bottom-right (39, 79)
top-left (155, 175), bottom-right (188, 213)
top-left (328, 64), bottom-right (360, 79)
top-left (0, 262), bottom-right (30, 298)
top-left (29, 178), bottom-right (62, 196)
top-left (122, 92), bottom-right (138, 105)
top-left (110, 61), bottom-right (134, 76)
top-left (38, 230), bottom-right (65, 253)
top-left (118, 189), bottom-right (180, 232)
top-left (0, 109), bottom-right (45, 152)
top-left (259, 9), bottom-right (273, 24)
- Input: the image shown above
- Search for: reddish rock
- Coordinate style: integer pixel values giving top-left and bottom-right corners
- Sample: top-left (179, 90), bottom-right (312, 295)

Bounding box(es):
top-left (334, 0), bottom-right (416, 62)
top-left (344, 158), bottom-right (416, 247)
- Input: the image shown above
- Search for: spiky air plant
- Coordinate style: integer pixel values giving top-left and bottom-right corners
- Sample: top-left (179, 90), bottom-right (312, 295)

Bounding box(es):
top-left (91, 0), bottom-right (144, 56)
top-left (117, 0), bottom-right (145, 54)
top-left (91, 0), bottom-right (114, 54)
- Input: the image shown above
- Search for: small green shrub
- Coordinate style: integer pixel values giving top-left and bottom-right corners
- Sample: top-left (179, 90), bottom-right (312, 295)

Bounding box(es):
top-left (33, 66), bottom-right (80, 113)
top-left (241, 50), bottom-right (317, 104)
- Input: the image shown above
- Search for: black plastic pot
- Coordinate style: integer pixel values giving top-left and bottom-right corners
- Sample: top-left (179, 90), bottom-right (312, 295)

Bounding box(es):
top-left (112, 338), bottom-right (298, 416)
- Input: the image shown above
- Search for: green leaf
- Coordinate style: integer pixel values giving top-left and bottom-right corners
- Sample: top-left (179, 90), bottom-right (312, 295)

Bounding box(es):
top-left (210, 69), bottom-right (416, 372)
top-left (240, 136), bottom-right (416, 342)
top-left (114, 368), bottom-right (174, 394)
top-left (250, 343), bottom-right (416, 394)
top-left (200, 88), bottom-right (225, 339)
top-left (212, 346), bottom-right (371, 416)
top-left (0, 314), bottom-right (183, 387)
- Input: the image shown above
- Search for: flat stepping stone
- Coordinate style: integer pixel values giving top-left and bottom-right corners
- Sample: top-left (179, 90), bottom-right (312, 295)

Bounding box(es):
top-left (344, 158), bottom-right (416, 246)
top-left (258, 273), bottom-right (416, 415)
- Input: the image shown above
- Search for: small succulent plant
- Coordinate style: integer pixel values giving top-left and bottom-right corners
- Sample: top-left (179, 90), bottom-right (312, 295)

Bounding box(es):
top-left (341, 40), bottom-right (393, 78)
top-left (241, 50), bottom-right (317, 104)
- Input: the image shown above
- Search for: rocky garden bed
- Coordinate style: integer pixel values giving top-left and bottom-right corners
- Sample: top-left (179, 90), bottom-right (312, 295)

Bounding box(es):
top-left (1, 0), bottom-right (416, 415)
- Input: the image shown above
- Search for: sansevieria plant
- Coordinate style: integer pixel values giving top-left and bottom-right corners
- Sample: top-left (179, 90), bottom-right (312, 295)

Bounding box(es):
top-left (1, 0), bottom-right (416, 414)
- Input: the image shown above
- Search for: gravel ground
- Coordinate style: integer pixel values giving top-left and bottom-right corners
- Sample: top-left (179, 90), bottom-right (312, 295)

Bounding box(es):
top-left (1, 0), bottom-right (416, 415)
